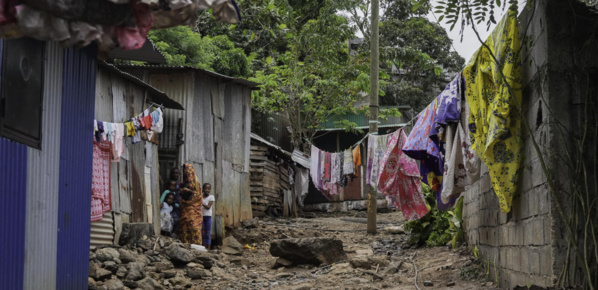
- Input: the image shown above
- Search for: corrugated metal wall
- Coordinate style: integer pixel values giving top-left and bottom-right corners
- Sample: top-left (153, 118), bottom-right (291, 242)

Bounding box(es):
top-left (90, 212), bottom-right (115, 248)
top-left (56, 46), bottom-right (97, 289)
top-left (0, 39), bottom-right (28, 290)
top-left (23, 42), bottom-right (63, 290)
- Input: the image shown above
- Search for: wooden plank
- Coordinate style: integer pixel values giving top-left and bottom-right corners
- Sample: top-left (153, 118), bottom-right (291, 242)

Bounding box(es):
top-left (251, 145), bottom-right (268, 151)
top-left (252, 211), bottom-right (265, 217)
top-left (250, 155), bottom-right (269, 161)
top-left (251, 204), bottom-right (268, 211)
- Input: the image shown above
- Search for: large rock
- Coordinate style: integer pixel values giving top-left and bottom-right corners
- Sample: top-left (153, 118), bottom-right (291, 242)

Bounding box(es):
top-left (241, 218), bottom-right (259, 229)
top-left (136, 277), bottom-right (164, 290)
top-left (165, 243), bottom-right (195, 264)
top-left (269, 238), bottom-right (347, 265)
top-left (125, 262), bottom-right (145, 281)
top-left (153, 261), bottom-right (174, 273)
top-left (104, 278), bottom-right (125, 290)
top-left (117, 248), bottom-right (137, 264)
top-left (119, 223), bottom-right (155, 246)
top-left (96, 248), bottom-right (120, 262)
top-left (89, 261), bottom-right (112, 281)
top-left (222, 236), bottom-right (243, 256)
top-left (186, 268), bottom-right (212, 279)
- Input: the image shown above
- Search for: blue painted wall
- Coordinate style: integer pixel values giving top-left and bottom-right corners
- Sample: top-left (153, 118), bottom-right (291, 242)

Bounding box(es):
top-left (0, 40), bottom-right (28, 290)
top-left (56, 46), bottom-right (97, 289)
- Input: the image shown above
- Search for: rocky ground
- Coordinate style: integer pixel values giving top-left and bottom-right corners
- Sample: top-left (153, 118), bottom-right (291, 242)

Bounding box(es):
top-left (89, 210), bottom-right (494, 290)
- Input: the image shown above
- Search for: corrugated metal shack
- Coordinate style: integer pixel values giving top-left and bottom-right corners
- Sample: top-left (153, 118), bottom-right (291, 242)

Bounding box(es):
top-left (119, 65), bottom-right (258, 238)
top-left (0, 39), bottom-right (97, 290)
top-left (91, 63), bottom-right (183, 247)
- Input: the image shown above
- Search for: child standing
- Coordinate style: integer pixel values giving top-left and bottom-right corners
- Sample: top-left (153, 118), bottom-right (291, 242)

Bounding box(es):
top-left (201, 183), bottom-right (215, 249)
top-left (160, 193), bottom-right (176, 236)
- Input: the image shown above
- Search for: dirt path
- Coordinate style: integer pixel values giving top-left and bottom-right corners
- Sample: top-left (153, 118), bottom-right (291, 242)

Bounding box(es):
top-left (208, 210), bottom-right (492, 290)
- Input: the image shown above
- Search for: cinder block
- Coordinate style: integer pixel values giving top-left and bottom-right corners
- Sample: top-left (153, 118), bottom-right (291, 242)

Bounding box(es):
top-left (524, 220), bottom-right (536, 245)
top-left (500, 226), bottom-right (509, 246)
top-left (532, 218), bottom-right (546, 245)
top-left (539, 246), bottom-right (553, 277)
top-left (508, 247), bottom-right (521, 272)
top-left (529, 249), bottom-right (541, 274)
top-left (527, 191), bottom-right (540, 217)
top-left (480, 173), bottom-right (492, 193)
top-left (532, 159), bottom-right (548, 187)
top-left (537, 185), bottom-right (550, 215)
top-left (521, 246), bottom-right (530, 272)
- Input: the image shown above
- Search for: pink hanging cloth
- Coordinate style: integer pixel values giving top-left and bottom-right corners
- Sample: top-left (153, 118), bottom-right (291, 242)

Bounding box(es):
top-left (91, 139), bottom-right (112, 222)
top-left (378, 129), bottom-right (429, 221)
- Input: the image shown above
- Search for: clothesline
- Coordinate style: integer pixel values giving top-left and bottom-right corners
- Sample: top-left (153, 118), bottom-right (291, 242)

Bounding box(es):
top-left (305, 123), bottom-right (412, 154)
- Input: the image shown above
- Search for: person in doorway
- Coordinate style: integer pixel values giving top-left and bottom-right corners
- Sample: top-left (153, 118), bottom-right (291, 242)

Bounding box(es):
top-left (178, 164), bottom-right (203, 244)
top-left (160, 192), bottom-right (176, 236)
top-left (164, 167), bottom-right (182, 192)
top-left (201, 183), bottom-right (215, 249)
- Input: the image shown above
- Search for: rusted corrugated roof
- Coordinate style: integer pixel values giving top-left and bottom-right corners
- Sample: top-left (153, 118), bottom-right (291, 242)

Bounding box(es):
top-left (115, 64), bottom-right (260, 89)
top-left (99, 62), bottom-right (184, 110)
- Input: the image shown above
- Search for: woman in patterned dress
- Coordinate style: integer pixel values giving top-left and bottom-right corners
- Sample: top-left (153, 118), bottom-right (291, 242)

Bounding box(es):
top-left (178, 164), bottom-right (203, 244)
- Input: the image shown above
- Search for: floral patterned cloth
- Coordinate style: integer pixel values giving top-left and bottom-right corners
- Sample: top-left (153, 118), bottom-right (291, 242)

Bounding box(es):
top-left (403, 98), bottom-right (457, 210)
top-left (366, 133), bottom-right (390, 190)
top-left (463, 11), bottom-right (522, 213)
top-left (179, 164), bottom-right (203, 244)
top-left (91, 139), bottom-right (112, 222)
top-left (435, 74), bottom-right (464, 127)
top-left (379, 129), bottom-right (428, 221)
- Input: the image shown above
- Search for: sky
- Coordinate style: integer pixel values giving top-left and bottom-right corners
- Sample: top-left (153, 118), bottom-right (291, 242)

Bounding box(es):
top-left (427, 0), bottom-right (528, 61)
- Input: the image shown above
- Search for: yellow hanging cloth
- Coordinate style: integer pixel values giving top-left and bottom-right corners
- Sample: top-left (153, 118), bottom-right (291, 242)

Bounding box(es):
top-left (125, 121), bottom-right (136, 137)
top-left (463, 10), bottom-right (523, 213)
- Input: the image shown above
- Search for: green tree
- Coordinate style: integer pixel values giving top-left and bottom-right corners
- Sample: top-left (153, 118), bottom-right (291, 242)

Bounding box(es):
top-left (345, 0), bottom-right (465, 112)
top-left (148, 26), bottom-right (250, 77)
top-left (250, 3), bottom-right (366, 150)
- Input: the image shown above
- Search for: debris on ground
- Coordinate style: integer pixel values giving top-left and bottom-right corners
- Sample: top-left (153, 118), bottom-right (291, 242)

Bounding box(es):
top-left (89, 210), bottom-right (491, 289)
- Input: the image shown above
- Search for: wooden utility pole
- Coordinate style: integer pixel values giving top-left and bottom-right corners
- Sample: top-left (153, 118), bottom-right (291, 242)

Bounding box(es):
top-left (367, 0), bottom-right (379, 234)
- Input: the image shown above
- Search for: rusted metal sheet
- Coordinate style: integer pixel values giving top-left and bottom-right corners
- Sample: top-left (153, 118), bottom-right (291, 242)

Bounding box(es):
top-left (243, 86), bottom-right (251, 172)
top-left (199, 75), bottom-right (214, 162)
top-left (219, 161), bottom-right (236, 226)
top-left (150, 73), bottom-right (191, 151)
top-left (238, 171), bottom-right (252, 223)
top-left (130, 149), bottom-right (146, 222)
top-left (118, 160), bottom-right (132, 214)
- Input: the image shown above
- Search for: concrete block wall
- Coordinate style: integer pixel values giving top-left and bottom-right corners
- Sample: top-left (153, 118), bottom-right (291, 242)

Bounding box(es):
top-left (461, 0), bottom-right (572, 288)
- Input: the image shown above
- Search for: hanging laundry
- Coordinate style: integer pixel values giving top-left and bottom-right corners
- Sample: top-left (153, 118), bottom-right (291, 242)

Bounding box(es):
top-left (0, 0), bottom-right (22, 38)
top-left (310, 146), bottom-right (323, 191)
top-left (440, 100), bottom-right (481, 203)
top-left (294, 167), bottom-right (310, 208)
top-left (139, 114), bottom-right (153, 130)
top-left (114, 5), bottom-right (149, 50)
top-left (125, 121), bottom-right (136, 137)
top-left (151, 108), bottom-right (164, 133)
top-left (352, 145), bottom-right (361, 178)
top-left (91, 139), bottom-right (112, 222)
top-left (463, 11), bottom-right (523, 213)
top-left (111, 123), bottom-right (125, 162)
top-left (378, 129), bottom-right (428, 221)
top-left (435, 74), bottom-right (463, 127)
top-left (403, 98), bottom-right (456, 210)
top-left (366, 133), bottom-right (390, 190)
top-left (168, 0), bottom-right (192, 10)
top-left (21, 0), bottom-right (133, 26)
top-left (343, 148), bottom-right (355, 177)
top-left (15, 5), bottom-right (71, 42)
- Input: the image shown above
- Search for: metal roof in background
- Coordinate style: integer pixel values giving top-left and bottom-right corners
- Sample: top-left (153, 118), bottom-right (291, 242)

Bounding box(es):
top-left (319, 106), bottom-right (411, 131)
top-left (99, 62), bottom-right (184, 110)
top-left (107, 38), bottom-right (167, 64)
top-left (116, 64), bottom-right (260, 89)
top-left (250, 133), bottom-right (292, 157)
top-left (292, 149), bottom-right (310, 169)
